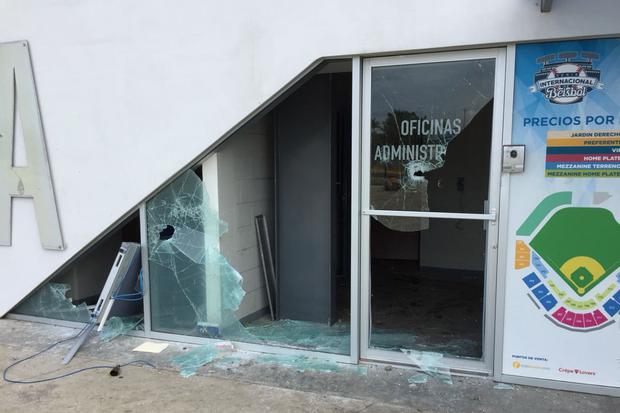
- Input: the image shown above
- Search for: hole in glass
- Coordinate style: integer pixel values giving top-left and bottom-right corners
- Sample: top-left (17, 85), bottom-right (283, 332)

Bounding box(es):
top-left (159, 225), bottom-right (175, 241)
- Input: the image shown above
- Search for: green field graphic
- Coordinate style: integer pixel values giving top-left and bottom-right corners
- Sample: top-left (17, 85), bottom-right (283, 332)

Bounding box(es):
top-left (530, 207), bottom-right (620, 297)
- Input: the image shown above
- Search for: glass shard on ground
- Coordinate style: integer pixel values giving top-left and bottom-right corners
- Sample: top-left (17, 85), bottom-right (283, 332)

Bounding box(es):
top-left (401, 349), bottom-right (453, 385)
top-left (13, 283), bottom-right (91, 323)
top-left (100, 315), bottom-right (144, 342)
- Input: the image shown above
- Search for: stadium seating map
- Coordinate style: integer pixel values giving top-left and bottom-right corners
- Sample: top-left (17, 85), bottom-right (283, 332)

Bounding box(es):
top-left (515, 191), bottom-right (620, 331)
top-left (503, 38), bottom-right (620, 387)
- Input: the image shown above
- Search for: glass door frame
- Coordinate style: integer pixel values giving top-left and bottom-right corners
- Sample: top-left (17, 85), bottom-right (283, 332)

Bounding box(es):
top-left (359, 48), bottom-right (507, 374)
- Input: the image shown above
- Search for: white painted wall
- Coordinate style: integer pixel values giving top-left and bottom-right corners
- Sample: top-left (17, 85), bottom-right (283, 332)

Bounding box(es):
top-left (1, 0), bottom-right (619, 315)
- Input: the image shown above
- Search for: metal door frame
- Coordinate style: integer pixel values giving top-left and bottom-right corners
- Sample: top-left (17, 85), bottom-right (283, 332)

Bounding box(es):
top-left (358, 48), bottom-right (507, 374)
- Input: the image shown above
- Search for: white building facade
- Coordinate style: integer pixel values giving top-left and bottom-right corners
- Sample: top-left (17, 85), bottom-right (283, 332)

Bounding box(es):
top-left (1, 0), bottom-right (619, 396)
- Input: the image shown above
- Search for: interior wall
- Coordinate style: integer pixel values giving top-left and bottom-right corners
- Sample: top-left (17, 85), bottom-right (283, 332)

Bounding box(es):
top-left (214, 115), bottom-right (275, 320)
top-left (371, 221), bottom-right (419, 261)
top-left (276, 74), bottom-right (333, 323)
top-left (54, 231), bottom-right (123, 302)
top-left (419, 102), bottom-right (493, 271)
top-left (419, 219), bottom-right (486, 271)
top-left (52, 215), bottom-right (140, 302)
top-left (330, 71), bottom-right (352, 276)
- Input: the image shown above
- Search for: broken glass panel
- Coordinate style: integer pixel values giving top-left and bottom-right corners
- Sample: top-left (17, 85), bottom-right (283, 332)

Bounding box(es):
top-left (255, 354), bottom-right (342, 373)
top-left (370, 59), bottom-right (495, 229)
top-left (407, 373), bottom-right (429, 385)
top-left (401, 349), bottom-right (453, 385)
top-left (172, 343), bottom-right (222, 377)
top-left (147, 170), bottom-right (250, 340)
top-left (147, 168), bottom-right (355, 355)
top-left (245, 319), bottom-right (350, 354)
top-left (99, 315), bottom-right (144, 342)
top-left (13, 283), bottom-right (91, 322)
top-left (171, 342), bottom-right (366, 378)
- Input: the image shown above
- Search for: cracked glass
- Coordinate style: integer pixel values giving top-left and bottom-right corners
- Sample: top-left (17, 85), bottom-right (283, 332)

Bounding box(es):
top-left (147, 170), bottom-right (249, 339)
top-left (146, 168), bottom-right (352, 355)
top-left (13, 283), bottom-right (91, 322)
top-left (370, 59), bottom-right (495, 227)
top-left (367, 58), bottom-right (495, 361)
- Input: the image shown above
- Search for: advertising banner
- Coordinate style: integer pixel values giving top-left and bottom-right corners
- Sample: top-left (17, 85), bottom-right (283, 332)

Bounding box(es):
top-left (503, 38), bottom-right (620, 388)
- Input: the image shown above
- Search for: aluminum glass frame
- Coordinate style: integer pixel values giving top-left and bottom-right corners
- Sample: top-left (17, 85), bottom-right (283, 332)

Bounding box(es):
top-left (350, 56), bottom-right (362, 362)
top-left (139, 204), bottom-right (152, 334)
top-left (359, 48), bottom-right (507, 374)
top-left (138, 59), bottom-right (362, 365)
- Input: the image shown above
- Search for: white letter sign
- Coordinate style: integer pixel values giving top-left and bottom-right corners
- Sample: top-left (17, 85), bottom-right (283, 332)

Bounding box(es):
top-left (0, 41), bottom-right (64, 250)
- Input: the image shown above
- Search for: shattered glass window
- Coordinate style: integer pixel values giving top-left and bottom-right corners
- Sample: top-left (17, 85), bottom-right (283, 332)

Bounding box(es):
top-left (13, 283), bottom-right (91, 322)
top-left (147, 170), bottom-right (249, 339)
top-left (370, 59), bottom-right (495, 229)
top-left (146, 169), bottom-right (352, 355)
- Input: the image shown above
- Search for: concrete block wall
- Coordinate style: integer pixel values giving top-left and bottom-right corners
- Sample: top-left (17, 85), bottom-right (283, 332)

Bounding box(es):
top-left (214, 115), bottom-right (275, 320)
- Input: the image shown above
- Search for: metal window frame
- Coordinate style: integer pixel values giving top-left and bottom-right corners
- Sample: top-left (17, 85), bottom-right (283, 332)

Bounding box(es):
top-left (137, 59), bottom-right (362, 365)
top-left (492, 42), bottom-right (516, 386)
top-left (350, 56), bottom-right (362, 363)
top-left (363, 210), bottom-right (497, 220)
top-left (359, 48), bottom-right (507, 375)
top-left (139, 204), bottom-right (152, 335)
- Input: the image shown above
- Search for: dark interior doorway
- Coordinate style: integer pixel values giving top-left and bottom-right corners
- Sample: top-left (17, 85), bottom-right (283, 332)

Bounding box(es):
top-left (275, 69), bottom-right (352, 326)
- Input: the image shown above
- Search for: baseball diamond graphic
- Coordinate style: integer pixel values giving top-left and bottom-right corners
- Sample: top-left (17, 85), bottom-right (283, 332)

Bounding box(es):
top-left (515, 192), bottom-right (620, 331)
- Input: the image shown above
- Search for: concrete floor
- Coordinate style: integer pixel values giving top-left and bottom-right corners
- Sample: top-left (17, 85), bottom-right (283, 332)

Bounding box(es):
top-left (371, 260), bottom-right (483, 358)
top-left (0, 319), bottom-right (618, 413)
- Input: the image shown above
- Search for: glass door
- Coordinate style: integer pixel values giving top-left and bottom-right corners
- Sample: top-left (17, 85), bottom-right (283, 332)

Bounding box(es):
top-left (360, 49), bottom-right (505, 373)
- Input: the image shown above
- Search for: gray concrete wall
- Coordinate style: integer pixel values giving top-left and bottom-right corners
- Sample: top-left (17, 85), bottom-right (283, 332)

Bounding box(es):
top-left (420, 102), bottom-right (492, 271)
top-left (54, 231), bottom-right (123, 301)
top-left (276, 75), bottom-right (333, 323)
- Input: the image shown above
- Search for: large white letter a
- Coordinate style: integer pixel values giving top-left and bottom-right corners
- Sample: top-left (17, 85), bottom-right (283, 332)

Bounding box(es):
top-left (0, 41), bottom-right (64, 250)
